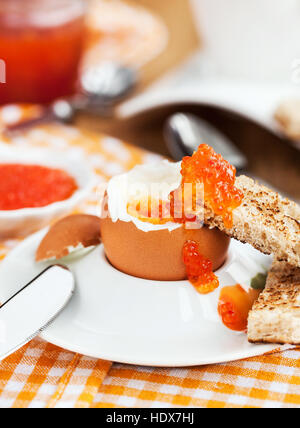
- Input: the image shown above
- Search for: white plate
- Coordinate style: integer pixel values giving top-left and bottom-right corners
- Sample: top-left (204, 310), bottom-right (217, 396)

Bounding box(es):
top-left (0, 230), bottom-right (279, 367)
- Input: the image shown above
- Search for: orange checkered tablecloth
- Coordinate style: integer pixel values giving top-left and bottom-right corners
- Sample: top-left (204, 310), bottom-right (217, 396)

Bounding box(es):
top-left (0, 339), bottom-right (298, 408)
top-left (0, 105), bottom-right (299, 409)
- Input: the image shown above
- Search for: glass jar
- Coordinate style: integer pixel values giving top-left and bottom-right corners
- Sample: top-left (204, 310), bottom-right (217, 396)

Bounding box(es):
top-left (0, 0), bottom-right (87, 104)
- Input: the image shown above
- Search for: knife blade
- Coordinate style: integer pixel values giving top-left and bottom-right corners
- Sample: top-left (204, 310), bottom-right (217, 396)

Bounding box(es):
top-left (0, 265), bottom-right (74, 361)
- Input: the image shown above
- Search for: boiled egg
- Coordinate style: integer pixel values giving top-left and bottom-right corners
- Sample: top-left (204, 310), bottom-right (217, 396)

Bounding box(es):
top-left (100, 161), bottom-right (230, 281)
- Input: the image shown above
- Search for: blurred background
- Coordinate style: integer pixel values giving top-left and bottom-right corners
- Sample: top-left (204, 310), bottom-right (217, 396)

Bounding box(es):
top-left (0, 0), bottom-right (299, 198)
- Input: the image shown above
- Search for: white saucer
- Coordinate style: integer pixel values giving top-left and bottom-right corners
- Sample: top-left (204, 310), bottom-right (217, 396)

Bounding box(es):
top-left (0, 230), bottom-right (279, 367)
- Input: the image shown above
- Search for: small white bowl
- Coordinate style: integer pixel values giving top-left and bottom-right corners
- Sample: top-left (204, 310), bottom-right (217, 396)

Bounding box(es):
top-left (0, 145), bottom-right (96, 238)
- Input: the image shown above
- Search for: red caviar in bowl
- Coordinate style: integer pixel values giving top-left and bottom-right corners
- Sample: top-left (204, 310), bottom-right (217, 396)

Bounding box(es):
top-left (0, 164), bottom-right (78, 210)
top-left (183, 241), bottom-right (219, 294)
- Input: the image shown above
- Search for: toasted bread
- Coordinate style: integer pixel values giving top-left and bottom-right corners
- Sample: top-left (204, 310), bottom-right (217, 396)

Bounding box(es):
top-left (247, 261), bottom-right (300, 345)
top-left (204, 175), bottom-right (300, 267)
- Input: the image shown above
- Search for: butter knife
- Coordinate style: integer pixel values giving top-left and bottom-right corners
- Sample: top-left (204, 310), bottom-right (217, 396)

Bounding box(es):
top-left (0, 265), bottom-right (74, 361)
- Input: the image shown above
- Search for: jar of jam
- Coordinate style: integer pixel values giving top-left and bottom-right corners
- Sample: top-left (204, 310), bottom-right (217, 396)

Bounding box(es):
top-left (0, 0), bottom-right (87, 104)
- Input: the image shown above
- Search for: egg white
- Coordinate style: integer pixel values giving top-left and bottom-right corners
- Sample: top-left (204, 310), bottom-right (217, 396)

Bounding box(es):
top-left (106, 160), bottom-right (183, 232)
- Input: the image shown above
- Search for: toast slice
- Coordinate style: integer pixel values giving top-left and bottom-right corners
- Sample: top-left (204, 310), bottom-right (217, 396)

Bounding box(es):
top-left (204, 175), bottom-right (300, 267)
top-left (248, 261), bottom-right (300, 345)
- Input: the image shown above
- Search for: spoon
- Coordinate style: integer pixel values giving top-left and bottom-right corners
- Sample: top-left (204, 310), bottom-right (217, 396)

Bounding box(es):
top-left (164, 113), bottom-right (247, 171)
top-left (80, 62), bottom-right (137, 109)
top-left (5, 62), bottom-right (137, 134)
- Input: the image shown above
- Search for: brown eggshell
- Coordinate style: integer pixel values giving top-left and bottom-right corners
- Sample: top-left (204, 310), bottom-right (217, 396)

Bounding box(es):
top-left (36, 214), bottom-right (101, 262)
top-left (100, 216), bottom-right (230, 281)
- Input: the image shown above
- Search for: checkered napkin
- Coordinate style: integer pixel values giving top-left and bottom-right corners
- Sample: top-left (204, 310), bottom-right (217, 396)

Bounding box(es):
top-left (0, 105), bottom-right (299, 408)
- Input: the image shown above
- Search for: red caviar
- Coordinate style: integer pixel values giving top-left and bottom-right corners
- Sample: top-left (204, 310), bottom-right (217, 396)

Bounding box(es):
top-left (0, 164), bottom-right (78, 210)
top-left (179, 144), bottom-right (243, 229)
top-left (127, 144), bottom-right (243, 295)
top-left (218, 285), bottom-right (261, 331)
top-left (183, 241), bottom-right (219, 294)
